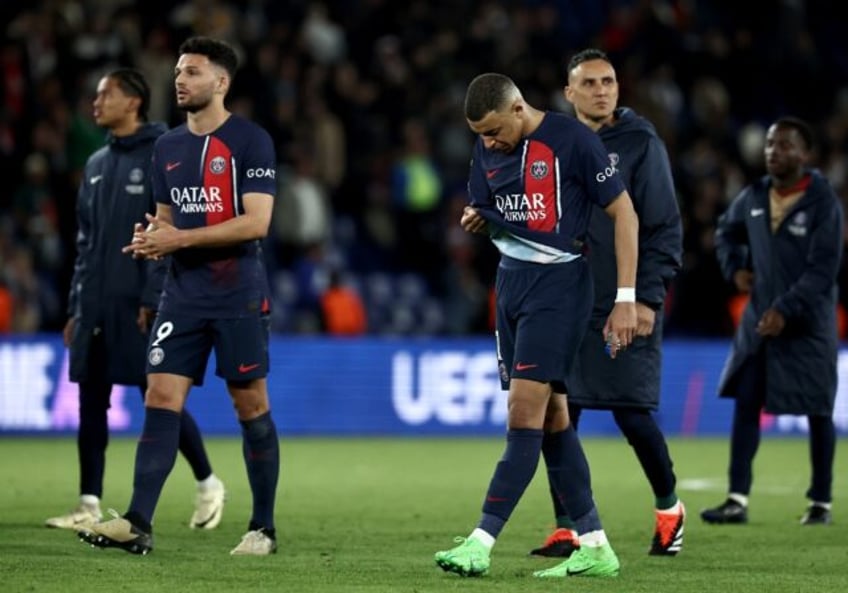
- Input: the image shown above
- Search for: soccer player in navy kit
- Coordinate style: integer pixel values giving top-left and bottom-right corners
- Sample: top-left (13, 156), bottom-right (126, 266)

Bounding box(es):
top-left (47, 68), bottom-right (225, 533)
top-left (79, 37), bottom-right (280, 556)
top-left (434, 73), bottom-right (639, 578)
top-left (530, 49), bottom-right (685, 559)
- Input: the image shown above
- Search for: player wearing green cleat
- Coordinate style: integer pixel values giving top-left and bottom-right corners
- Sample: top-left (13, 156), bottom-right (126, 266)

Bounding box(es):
top-left (434, 536), bottom-right (491, 577)
top-left (533, 542), bottom-right (620, 578)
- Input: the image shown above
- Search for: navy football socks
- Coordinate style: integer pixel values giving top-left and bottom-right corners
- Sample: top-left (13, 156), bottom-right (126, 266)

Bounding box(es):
top-left (478, 428), bottom-right (543, 538)
top-left (128, 407), bottom-right (181, 527)
top-left (241, 412), bottom-right (280, 531)
top-left (541, 430), bottom-right (573, 525)
top-left (547, 426), bottom-right (597, 528)
top-left (178, 410), bottom-right (213, 481)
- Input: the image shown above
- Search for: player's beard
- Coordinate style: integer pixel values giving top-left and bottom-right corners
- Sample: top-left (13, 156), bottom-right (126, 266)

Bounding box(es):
top-left (178, 94), bottom-right (212, 113)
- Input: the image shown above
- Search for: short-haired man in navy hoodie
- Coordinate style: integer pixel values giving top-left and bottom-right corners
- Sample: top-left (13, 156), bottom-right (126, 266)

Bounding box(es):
top-left (530, 48), bottom-right (685, 560)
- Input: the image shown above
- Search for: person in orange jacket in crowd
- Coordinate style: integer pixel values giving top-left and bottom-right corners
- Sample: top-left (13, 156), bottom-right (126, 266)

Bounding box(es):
top-left (320, 269), bottom-right (367, 335)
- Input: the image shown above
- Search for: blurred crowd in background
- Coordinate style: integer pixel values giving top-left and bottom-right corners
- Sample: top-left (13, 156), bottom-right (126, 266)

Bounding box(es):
top-left (2, 0), bottom-right (848, 337)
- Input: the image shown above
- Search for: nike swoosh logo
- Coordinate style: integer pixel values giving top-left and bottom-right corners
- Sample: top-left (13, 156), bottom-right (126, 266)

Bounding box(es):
top-left (515, 363), bottom-right (538, 371)
top-left (750, 208), bottom-right (764, 217)
top-left (486, 496), bottom-right (509, 503)
top-left (566, 566), bottom-right (592, 576)
top-left (89, 175), bottom-right (102, 184)
top-left (166, 161), bottom-right (181, 171)
top-left (238, 363), bottom-right (261, 373)
top-left (486, 169), bottom-right (499, 179)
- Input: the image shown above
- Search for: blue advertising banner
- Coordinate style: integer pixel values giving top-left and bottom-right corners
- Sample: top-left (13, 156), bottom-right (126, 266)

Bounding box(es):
top-left (2, 335), bottom-right (847, 436)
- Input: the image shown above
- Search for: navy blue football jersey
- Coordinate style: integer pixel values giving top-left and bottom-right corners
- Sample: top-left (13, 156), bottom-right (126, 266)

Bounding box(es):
top-left (468, 112), bottom-right (625, 261)
top-left (151, 114), bottom-right (276, 318)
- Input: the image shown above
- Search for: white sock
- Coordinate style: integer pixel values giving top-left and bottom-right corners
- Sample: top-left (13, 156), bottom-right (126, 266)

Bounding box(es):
top-left (728, 493), bottom-right (748, 507)
top-left (197, 474), bottom-right (222, 491)
top-left (80, 494), bottom-right (100, 507)
top-left (811, 501), bottom-right (832, 510)
top-left (469, 528), bottom-right (496, 550)
top-left (578, 529), bottom-right (609, 548)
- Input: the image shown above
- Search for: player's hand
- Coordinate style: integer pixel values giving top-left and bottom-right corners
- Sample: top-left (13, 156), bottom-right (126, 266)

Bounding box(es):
top-left (635, 302), bottom-right (656, 337)
top-left (460, 206), bottom-right (487, 234)
top-left (137, 306), bottom-right (156, 334)
top-left (603, 301), bottom-right (637, 358)
top-left (734, 269), bottom-right (754, 293)
top-left (756, 307), bottom-right (785, 337)
top-left (123, 213), bottom-right (179, 260)
top-left (62, 317), bottom-right (75, 348)
top-left (124, 223), bottom-right (147, 259)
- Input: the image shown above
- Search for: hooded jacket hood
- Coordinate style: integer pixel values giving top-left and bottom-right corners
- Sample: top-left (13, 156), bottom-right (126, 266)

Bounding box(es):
top-left (599, 107), bottom-right (658, 142)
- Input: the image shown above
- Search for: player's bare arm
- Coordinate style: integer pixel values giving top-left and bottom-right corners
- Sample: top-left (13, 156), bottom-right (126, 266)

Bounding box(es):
top-left (124, 193), bottom-right (272, 258)
top-left (602, 190), bottom-right (638, 348)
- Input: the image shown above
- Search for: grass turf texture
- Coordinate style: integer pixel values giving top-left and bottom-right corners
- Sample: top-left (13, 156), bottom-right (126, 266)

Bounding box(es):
top-left (1, 436), bottom-right (845, 593)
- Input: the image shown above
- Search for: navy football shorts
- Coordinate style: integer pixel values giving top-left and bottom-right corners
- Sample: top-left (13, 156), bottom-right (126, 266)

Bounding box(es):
top-left (494, 255), bottom-right (592, 392)
top-left (145, 312), bottom-right (270, 385)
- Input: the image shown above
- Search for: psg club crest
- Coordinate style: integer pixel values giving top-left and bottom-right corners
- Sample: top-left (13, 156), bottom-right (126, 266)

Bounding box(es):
top-left (148, 347), bottom-right (165, 366)
top-left (788, 210), bottom-right (808, 237)
top-left (128, 167), bottom-right (144, 183)
top-left (530, 160), bottom-right (549, 180)
top-left (209, 156), bottom-right (227, 175)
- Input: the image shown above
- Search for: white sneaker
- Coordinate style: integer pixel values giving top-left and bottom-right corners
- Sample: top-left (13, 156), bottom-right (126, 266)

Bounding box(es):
top-left (189, 480), bottom-right (225, 529)
top-left (230, 529), bottom-right (277, 556)
top-left (77, 509), bottom-right (153, 555)
top-left (45, 503), bottom-right (102, 529)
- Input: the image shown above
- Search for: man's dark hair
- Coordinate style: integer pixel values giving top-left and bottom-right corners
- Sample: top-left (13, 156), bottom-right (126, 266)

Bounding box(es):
top-left (774, 116), bottom-right (814, 151)
top-left (566, 48), bottom-right (612, 76)
top-left (178, 36), bottom-right (238, 80)
top-left (464, 73), bottom-right (519, 122)
top-left (108, 68), bottom-right (150, 121)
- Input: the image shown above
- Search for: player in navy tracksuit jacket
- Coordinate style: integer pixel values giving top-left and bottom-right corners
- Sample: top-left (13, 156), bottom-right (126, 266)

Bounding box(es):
top-left (703, 116), bottom-right (842, 526)
top-left (531, 49), bottom-right (685, 559)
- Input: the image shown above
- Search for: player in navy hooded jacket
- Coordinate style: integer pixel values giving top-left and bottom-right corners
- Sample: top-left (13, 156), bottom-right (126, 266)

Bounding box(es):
top-left (48, 69), bottom-right (224, 532)
top-left (530, 49), bottom-right (685, 559)
top-left (702, 117), bottom-right (842, 526)
top-left (435, 72), bottom-right (639, 579)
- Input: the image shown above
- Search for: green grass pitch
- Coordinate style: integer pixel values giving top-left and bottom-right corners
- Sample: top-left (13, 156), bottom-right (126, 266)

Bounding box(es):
top-left (1, 436), bottom-right (846, 592)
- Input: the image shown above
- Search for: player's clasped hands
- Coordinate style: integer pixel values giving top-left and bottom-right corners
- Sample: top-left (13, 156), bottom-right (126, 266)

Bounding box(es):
top-left (122, 213), bottom-right (179, 260)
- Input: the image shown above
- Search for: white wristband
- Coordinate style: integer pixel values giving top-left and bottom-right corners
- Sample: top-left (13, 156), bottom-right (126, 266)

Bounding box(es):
top-left (615, 287), bottom-right (636, 303)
